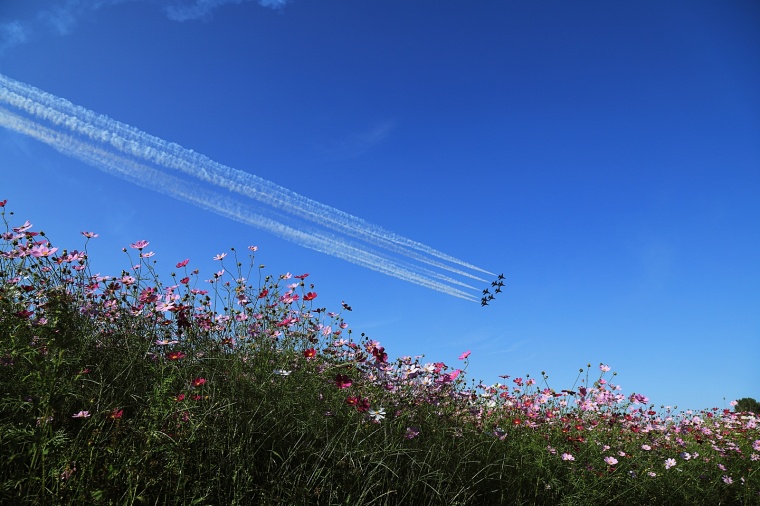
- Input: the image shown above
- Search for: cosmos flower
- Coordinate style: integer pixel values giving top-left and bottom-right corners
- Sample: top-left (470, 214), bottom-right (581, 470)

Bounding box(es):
top-left (368, 408), bottom-right (386, 422)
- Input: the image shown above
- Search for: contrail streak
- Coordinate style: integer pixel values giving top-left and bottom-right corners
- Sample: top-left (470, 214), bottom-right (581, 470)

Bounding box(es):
top-left (0, 107), bottom-right (479, 301)
top-left (0, 74), bottom-right (492, 280)
top-left (0, 73), bottom-right (491, 300)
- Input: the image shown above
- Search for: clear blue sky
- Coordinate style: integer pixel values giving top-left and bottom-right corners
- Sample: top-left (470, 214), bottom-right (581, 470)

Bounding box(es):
top-left (1, 0), bottom-right (758, 412)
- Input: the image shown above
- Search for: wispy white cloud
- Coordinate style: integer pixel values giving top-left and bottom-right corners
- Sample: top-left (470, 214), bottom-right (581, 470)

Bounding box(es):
top-left (0, 0), bottom-right (290, 55)
top-left (0, 74), bottom-right (490, 301)
top-left (0, 21), bottom-right (29, 54)
top-left (316, 120), bottom-right (395, 161)
top-left (165, 0), bottom-right (290, 22)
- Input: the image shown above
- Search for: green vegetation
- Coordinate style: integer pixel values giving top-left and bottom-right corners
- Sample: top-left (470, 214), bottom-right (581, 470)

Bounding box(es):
top-left (1, 201), bottom-right (759, 505)
top-left (735, 399), bottom-right (760, 416)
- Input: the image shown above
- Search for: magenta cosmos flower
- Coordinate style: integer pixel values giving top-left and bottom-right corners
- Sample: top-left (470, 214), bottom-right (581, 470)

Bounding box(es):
top-left (335, 374), bottom-right (352, 389)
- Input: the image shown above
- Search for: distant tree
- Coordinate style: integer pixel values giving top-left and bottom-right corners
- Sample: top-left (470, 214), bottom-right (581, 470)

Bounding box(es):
top-left (734, 397), bottom-right (760, 414)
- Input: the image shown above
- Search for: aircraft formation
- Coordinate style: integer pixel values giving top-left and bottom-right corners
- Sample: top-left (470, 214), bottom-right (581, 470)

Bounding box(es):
top-left (481, 273), bottom-right (505, 307)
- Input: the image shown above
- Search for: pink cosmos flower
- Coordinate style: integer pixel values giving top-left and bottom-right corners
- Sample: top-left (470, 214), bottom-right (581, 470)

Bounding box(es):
top-left (30, 244), bottom-right (58, 257)
top-left (561, 453), bottom-right (575, 461)
top-left (72, 410), bottom-right (90, 418)
top-left (604, 456), bottom-right (618, 466)
top-left (248, 245), bottom-right (258, 251)
top-left (13, 220), bottom-right (32, 233)
top-left (722, 475), bottom-right (733, 485)
top-left (81, 231), bottom-right (98, 238)
top-left (664, 458), bottom-right (676, 470)
top-left (176, 259), bottom-right (189, 268)
top-left (294, 273), bottom-right (309, 279)
top-left (599, 364), bottom-right (611, 372)
top-left (629, 393), bottom-right (649, 405)
top-left (130, 240), bottom-right (149, 249)
top-left (459, 350), bottom-right (471, 360)
top-left (405, 426), bottom-right (420, 439)
top-left (213, 253), bottom-right (227, 260)
top-left (335, 374), bottom-right (352, 389)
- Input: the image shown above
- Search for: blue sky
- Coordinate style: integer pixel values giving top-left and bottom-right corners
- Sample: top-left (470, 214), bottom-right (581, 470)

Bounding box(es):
top-left (1, 0), bottom-right (758, 412)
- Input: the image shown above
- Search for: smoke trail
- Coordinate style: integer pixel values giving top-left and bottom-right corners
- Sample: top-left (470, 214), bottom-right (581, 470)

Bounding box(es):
top-left (0, 73), bottom-right (491, 299)
top-left (0, 105), bottom-right (480, 301)
top-left (0, 74), bottom-right (493, 279)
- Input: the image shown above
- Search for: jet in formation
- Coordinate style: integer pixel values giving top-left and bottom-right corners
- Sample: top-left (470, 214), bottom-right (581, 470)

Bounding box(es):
top-left (481, 273), bottom-right (505, 307)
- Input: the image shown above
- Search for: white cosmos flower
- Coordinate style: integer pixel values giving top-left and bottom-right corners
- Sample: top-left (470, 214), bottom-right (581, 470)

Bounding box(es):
top-left (368, 408), bottom-right (386, 422)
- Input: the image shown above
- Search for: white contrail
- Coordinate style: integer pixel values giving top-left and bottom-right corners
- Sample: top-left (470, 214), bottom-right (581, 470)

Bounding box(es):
top-left (0, 74), bottom-right (493, 280)
top-left (0, 105), bottom-right (480, 301)
top-left (0, 73), bottom-right (493, 299)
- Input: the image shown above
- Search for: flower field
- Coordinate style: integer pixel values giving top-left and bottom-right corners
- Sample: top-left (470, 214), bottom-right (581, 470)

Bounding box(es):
top-left (1, 199), bottom-right (758, 505)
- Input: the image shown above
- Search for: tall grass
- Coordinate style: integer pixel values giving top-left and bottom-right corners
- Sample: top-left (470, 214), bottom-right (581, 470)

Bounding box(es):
top-left (1, 199), bottom-right (758, 505)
